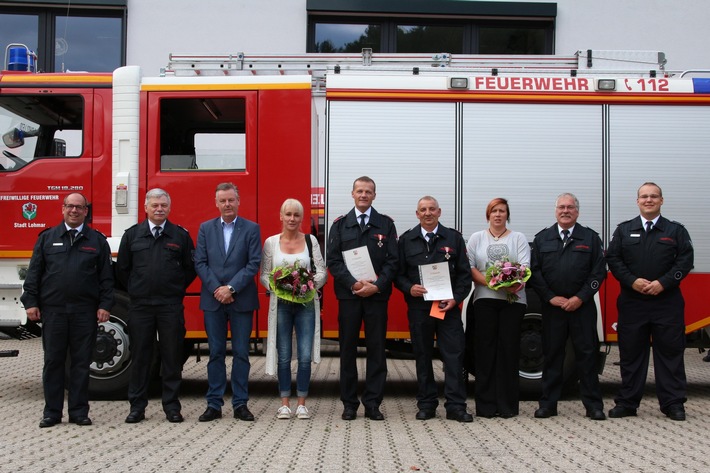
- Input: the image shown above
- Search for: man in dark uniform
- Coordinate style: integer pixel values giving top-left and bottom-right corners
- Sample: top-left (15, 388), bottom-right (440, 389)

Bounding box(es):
top-left (395, 196), bottom-right (473, 422)
top-left (530, 193), bottom-right (606, 421)
top-left (117, 188), bottom-right (196, 423)
top-left (21, 193), bottom-right (114, 428)
top-left (327, 176), bottom-right (398, 421)
top-left (607, 182), bottom-right (694, 421)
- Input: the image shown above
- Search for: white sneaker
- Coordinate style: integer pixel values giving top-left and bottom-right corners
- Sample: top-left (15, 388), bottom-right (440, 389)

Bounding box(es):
top-left (296, 405), bottom-right (310, 419)
top-left (276, 405), bottom-right (292, 419)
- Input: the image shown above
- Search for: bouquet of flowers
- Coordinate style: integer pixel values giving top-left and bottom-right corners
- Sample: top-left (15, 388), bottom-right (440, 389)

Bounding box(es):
top-left (270, 261), bottom-right (316, 304)
top-left (484, 257), bottom-right (532, 303)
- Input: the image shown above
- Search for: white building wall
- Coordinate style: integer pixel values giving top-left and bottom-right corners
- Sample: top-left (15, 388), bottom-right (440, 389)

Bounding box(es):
top-left (126, 0), bottom-right (710, 76)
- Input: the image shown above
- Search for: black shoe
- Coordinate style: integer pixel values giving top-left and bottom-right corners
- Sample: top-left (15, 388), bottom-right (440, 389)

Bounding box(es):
top-left (475, 411), bottom-right (496, 419)
top-left (662, 404), bottom-right (686, 421)
top-left (166, 410), bottom-right (184, 423)
top-left (125, 411), bottom-right (145, 423)
top-left (704, 352), bottom-right (710, 362)
top-left (341, 407), bottom-right (357, 421)
top-left (234, 405), bottom-right (255, 421)
top-left (415, 409), bottom-right (435, 420)
top-left (39, 417), bottom-right (60, 428)
top-left (608, 405), bottom-right (637, 418)
top-left (585, 409), bottom-right (606, 421)
top-left (68, 416), bottom-right (92, 426)
top-left (534, 407), bottom-right (558, 419)
top-left (364, 407), bottom-right (384, 421)
top-left (198, 407), bottom-right (222, 422)
top-left (446, 410), bottom-right (473, 423)
top-left (499, 412), bottom-right (517, 419)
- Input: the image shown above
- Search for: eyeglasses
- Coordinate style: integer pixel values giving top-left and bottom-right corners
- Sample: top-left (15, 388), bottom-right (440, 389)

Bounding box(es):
top-left (63, 204), bottom-right (87, 211)
top-left (638, 194), bottom-right (661, 200)
top-left (556, 205), bottom-right (577, 211)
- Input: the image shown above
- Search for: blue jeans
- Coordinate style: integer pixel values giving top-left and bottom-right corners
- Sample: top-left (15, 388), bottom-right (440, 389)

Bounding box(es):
top-left (203, 307), bottom-right (253, 409)
top-left (276, 301), bottom-right (315, 398)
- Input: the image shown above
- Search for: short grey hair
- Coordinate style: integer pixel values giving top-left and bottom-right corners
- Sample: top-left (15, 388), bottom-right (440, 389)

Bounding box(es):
top-left (145, 188), bottom-right (171, 206)
top-left (555, 193), bottom-right (579, 211)
top-left (215, 182), bottom-right (239, 197)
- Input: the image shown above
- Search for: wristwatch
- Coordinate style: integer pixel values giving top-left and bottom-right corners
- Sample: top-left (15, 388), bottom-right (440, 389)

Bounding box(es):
top-left (228, 285), bottom-right (235, 294)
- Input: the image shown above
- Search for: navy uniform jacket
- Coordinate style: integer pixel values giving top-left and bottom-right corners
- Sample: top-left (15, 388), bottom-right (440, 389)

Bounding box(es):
top-left (21, 223), bottom-right (114, 313)
top-left (395, 224), bottom-right (472, 309)
top-left (327, 207), bottom-right (398, 300)
top-left (116, 219), bottom-right (196, 305)
top-left (530, 224), bottom-right (606, 303)
top-left (606, 215), bottom-right (694, 300)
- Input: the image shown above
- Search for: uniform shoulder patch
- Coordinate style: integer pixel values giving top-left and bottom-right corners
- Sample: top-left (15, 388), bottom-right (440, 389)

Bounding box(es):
top-left (380, 213), bottom-right (395, 222)
top-left (94, 229), bottom-right (109, 239)
top-left (333, 215), bottom-right (346, 223)
top-left (177, 224), bottom-right (190, 233)
top-left (534, 227), bottom-right (551, 237)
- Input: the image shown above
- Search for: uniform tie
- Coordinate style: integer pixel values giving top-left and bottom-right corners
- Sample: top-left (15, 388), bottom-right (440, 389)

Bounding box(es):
top-left (359, 214), bottom-right (367, 232)
top-left (68, 229), bottom-right (78, 245)
top-left (646, 221), bottom-right (653, 232)
top-left (426, 232), bottom-right (436, 252)
top-left (154, 226), bottom-right (162, 239)
top-left (562, 229), bottom-right (570, 248)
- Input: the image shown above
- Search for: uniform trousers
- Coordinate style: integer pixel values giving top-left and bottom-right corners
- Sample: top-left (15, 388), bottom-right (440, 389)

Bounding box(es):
top-left (408, 306), bottom-right (467, 412)
top-left (539, 302), bottom-right (603, 411)
top-left (128, 303), bottom-right (185, 413)
top-left (616, 290), bottom-right (687, 410)
top-left (472, 298), bottom-right (524, 416)
top-left (41, 311), bottom-right (97, 420)
top-left (338, 298), bottom-right (388, 410)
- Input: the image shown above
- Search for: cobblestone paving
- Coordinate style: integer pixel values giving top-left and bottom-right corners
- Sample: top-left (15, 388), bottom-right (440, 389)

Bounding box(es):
top-left (2, 338), bottom-right (710, 472)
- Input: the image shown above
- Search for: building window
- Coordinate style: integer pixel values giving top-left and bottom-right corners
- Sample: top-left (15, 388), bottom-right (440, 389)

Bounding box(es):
top-left (307, 0), bottom-right (556, 55)
top-left (0, 2), bottom-right (126, 73)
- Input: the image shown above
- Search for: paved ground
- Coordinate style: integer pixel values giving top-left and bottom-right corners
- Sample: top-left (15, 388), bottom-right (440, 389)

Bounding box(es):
top-left (2, 338), bottom-right (710, 473)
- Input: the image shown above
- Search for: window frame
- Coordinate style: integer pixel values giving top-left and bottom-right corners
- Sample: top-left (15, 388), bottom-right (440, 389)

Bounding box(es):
top-left (0, 2), bottom-right (126, 72)
top-left (307, 0), bottom-right (556, 55)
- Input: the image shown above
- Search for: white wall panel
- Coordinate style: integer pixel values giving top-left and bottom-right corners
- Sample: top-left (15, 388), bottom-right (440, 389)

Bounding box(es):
top-left (609, 106), bottom-right (710, 270)
top-left (325, 101), bottom-right (456, 236)
top-left (461, 103), bottom-right (603, 242)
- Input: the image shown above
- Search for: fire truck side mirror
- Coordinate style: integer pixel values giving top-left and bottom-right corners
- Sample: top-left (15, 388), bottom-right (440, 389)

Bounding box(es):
top-left (2, 128), bottom-right (24, 148)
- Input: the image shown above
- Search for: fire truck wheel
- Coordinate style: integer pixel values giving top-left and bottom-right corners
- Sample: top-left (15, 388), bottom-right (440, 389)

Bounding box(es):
top-left (518, 290), bottom-right (577, 396)
top-left (84, 291), bottom-right (134, 399)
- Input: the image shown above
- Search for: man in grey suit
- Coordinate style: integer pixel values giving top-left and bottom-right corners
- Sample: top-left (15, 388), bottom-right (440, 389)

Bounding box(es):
top-left (194, 182), bottom-right (262, 422)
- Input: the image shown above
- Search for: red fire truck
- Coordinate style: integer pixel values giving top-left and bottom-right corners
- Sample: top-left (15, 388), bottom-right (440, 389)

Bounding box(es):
top-left (1, 45), bottom-right (709, 396)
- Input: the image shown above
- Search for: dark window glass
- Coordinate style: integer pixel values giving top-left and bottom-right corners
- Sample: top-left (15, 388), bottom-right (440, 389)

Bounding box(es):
top-left (0, 14), bottom-right (38, 64)
top-left (397, 25), bottom-right (464, 54)
top-left (314, 23), bottom-right (381, 53)
top-left (55, 16), bottom-right (122, 72)
top-left (479, 27), bottom-right (547, 54)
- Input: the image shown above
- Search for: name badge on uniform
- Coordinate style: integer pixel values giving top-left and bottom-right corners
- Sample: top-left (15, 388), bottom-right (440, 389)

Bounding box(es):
top-left (53, 242), bottom-right (64, 246)
top-left (630, 233), bottom-right (641, 238)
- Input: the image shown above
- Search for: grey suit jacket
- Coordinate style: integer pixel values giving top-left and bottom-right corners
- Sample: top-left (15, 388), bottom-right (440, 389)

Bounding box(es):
top-left (195, 216), bottom-right (262, 312)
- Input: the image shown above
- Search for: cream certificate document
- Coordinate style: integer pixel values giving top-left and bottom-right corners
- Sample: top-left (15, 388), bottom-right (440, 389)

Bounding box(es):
top-left (419, 262), bottom-right (453, 301)
top-left (343, 246), bottom-right (377, 281)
